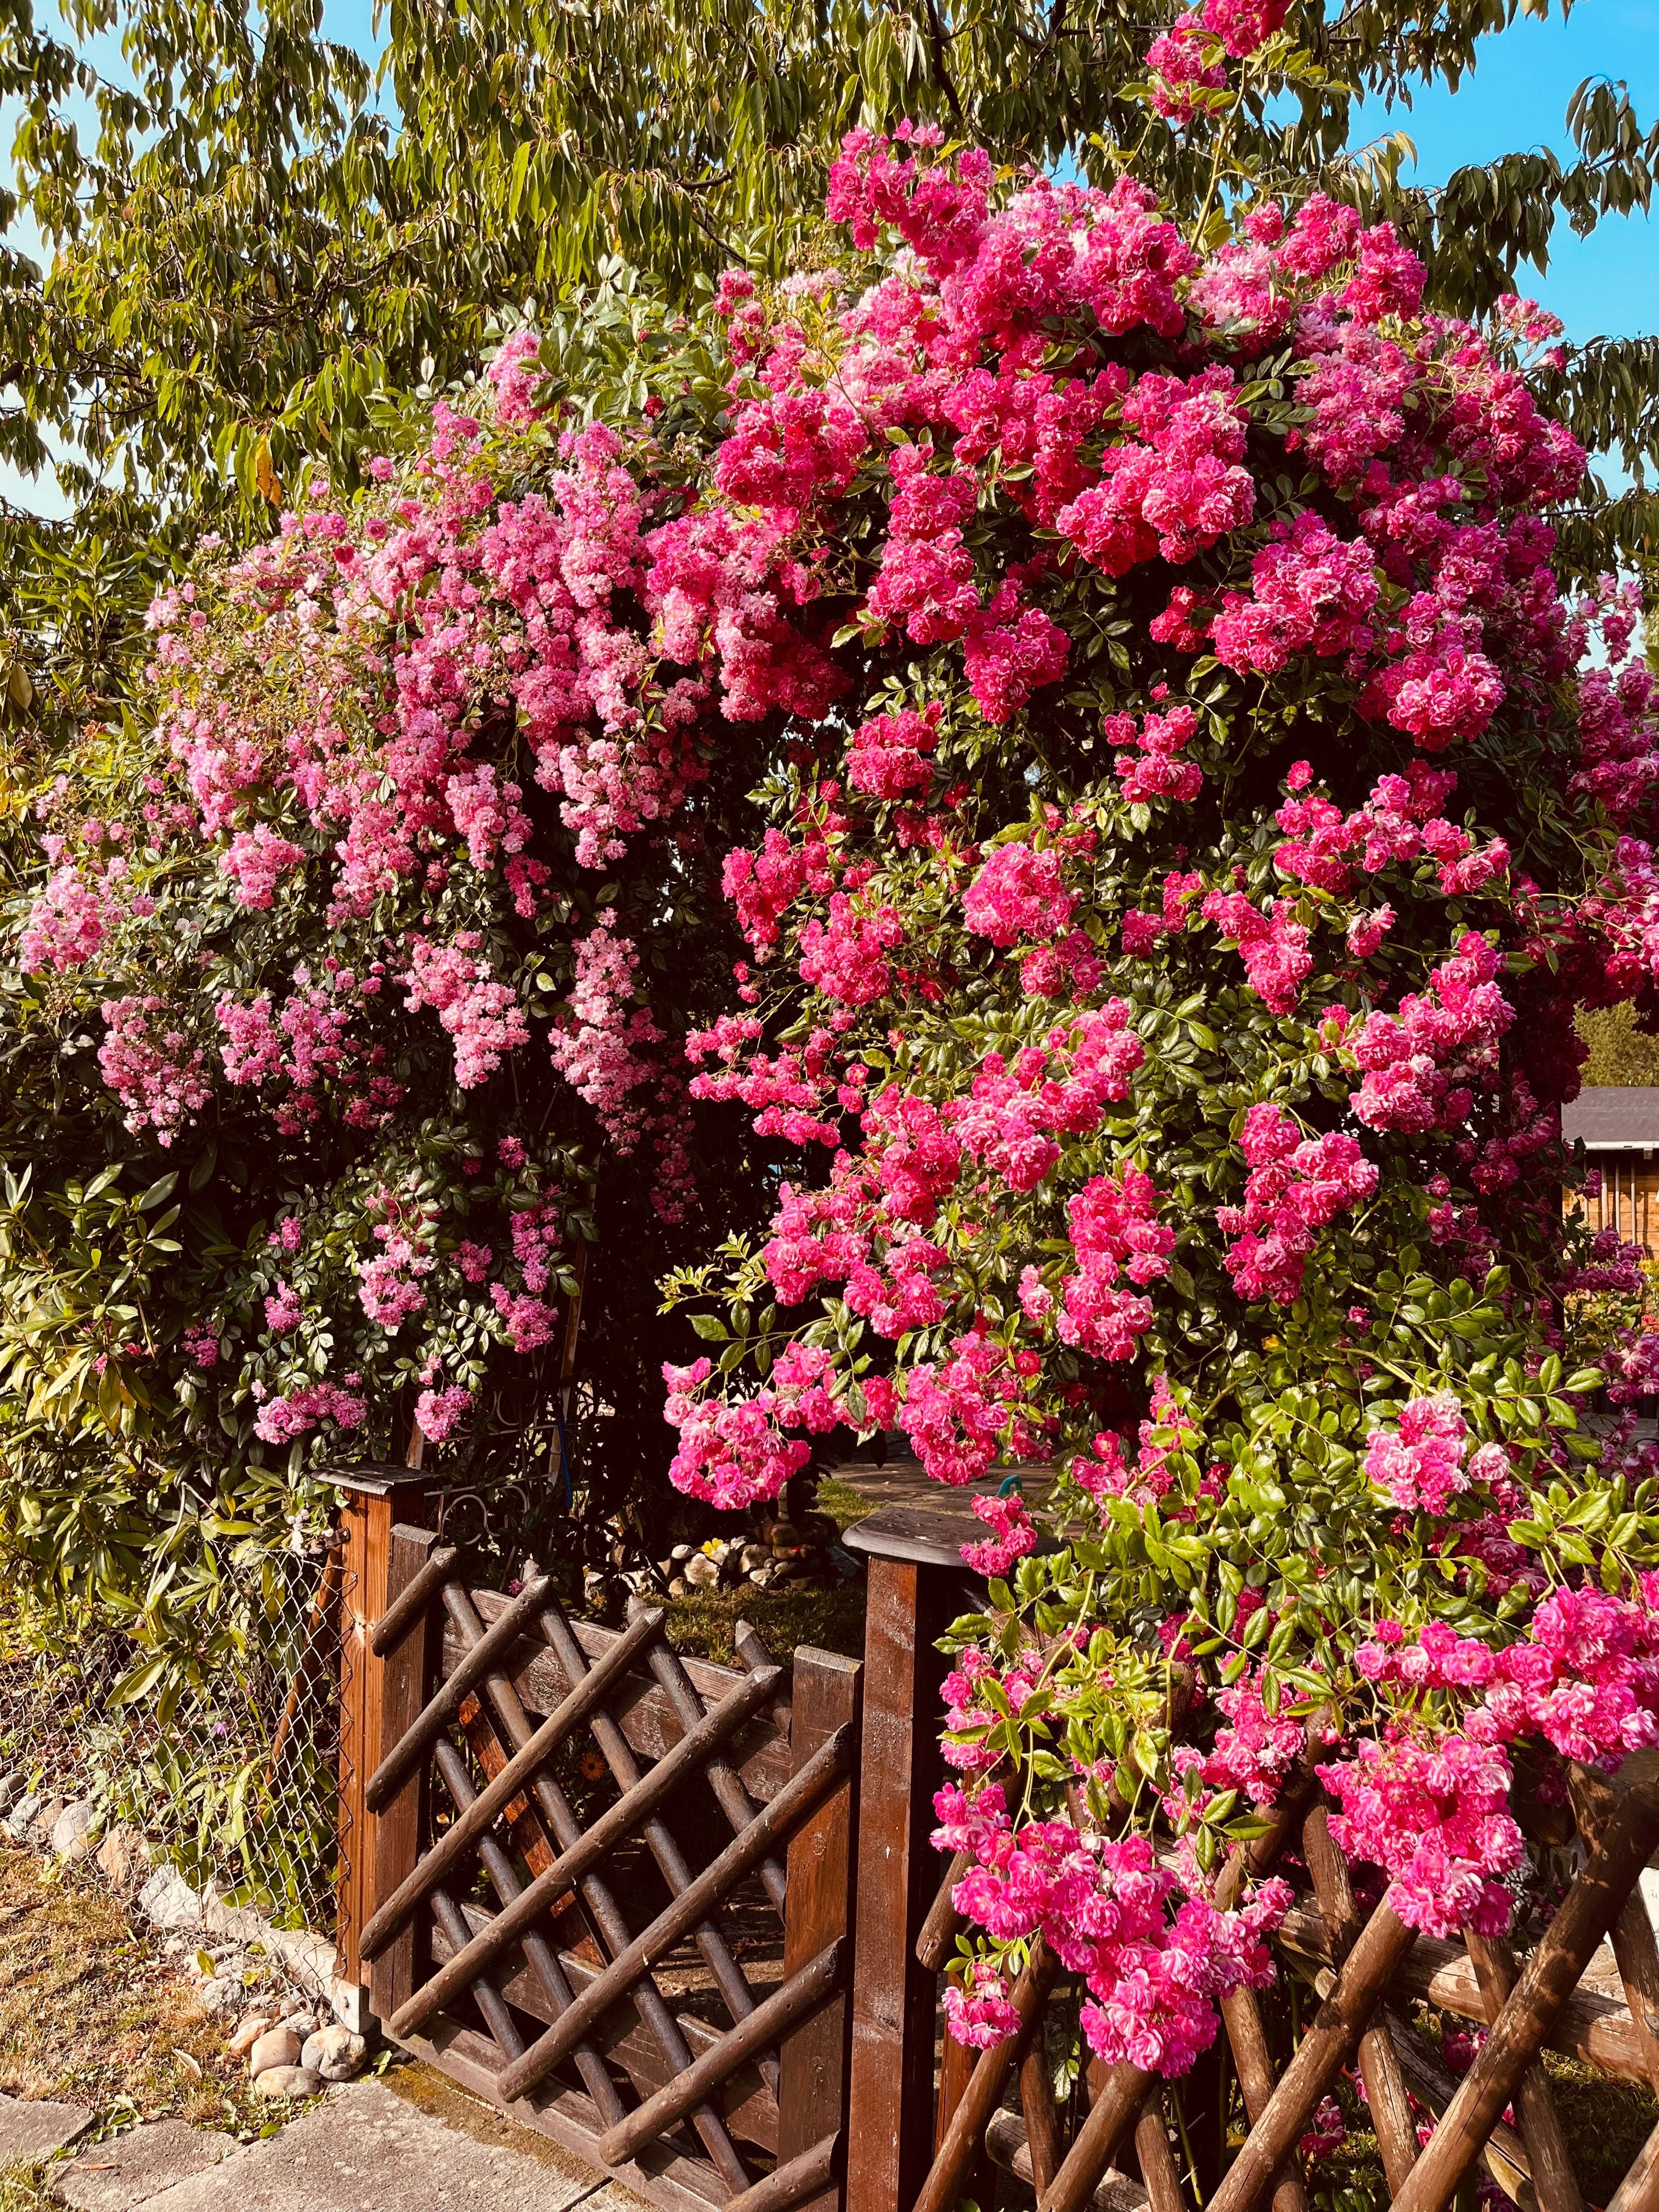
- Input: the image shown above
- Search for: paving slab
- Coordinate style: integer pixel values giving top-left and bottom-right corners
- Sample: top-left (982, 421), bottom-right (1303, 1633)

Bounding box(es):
top-left (136, 2079), bottom-right (625, 2212)
top-left (53, 2121), bottom-right (234, 2211)
top-left (0, 2095), bottom-right (93, 2166)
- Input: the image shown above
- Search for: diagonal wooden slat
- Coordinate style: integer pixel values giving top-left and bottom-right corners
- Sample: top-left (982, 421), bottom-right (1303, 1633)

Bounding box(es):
top-left (1465, 1931), bottom-right (1585, 2212)
top-left (913, 1940), bottom-right (1058, 2212)
top-left (1040, 2061), bottom-right (1152, 2212)
top-left (1018, 2041), bottom-right (1064, 2199)
top-left (533, 1590), bottom-right (782, 2081)
top-left (1206, 1894), bottom-right (1418, 2212)
top-left (379, 1634), bottom-right (784, 1991)
top-left (429, 1881), bottom-right (525, 2066)
top-left (1389, 2021), bottom-right (1538, 2207)
top-left (723, 2132), bottom-right (840, 2212)
top-left (370, 1545), bottom-right (458, 1658)
top-left (625, 1596), bottom-right (788, 1916)
top-left (487, 1723), bottom-right (856, 2103)
top-left (1608, 2119), bottom-right (1659, 2212)
top-left (430, 1733), bottom-right (629, 2131)
top-left (1301, 1798), bottom-right (1419, 2197)
top-left (985, 2112), bottom-right (1147, 2212)
top-left (365, 1572), bottom-right (553, 1813)
top-left (426, 1580), bottom-right (754, 2197)
top-left (1133, 2099), bottom-right (1186, 2212)
top-left (459, 1692), bottom-right (599, 1961)
top-left (360, 1605), bottom-right (663, 1959)
top-left (598, 1939), bottom-right (844, 2168)
top-left (1392, 1748), bottom-right (1659, 2212)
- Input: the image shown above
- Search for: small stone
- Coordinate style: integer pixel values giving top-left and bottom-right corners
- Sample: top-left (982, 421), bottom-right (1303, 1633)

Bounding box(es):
top-left (247, 2027), bottom-right (302, 2077)
top-left (95, 1825), bottom-right (143, 1887)
top-left (300, 2024), bottom-right (366, 2082)
top-left (199, 1978), bottom-right (242, 2016)
top-left (739, 1545), bottom-right (769, 1576)
top-left (4, 1792), bottom-right (43, 1842)
top-left (52, 1800), bottom-right (97, 1862)
top-left (227, 2014), bottom-right (273, 2059)
top-left (669, 1543), bottom-right (693, 1562)
top-left (682, 1552), bottom-right (720, 1590)
top-left (139, 1867), bottom-right (204, 1931)
top-left (251, 2065), bottom-right (323, 2099)
top-left (0, 1770), bottom-right (20, 1818)
top-left (668, 1576), bottom-right (688, 1597)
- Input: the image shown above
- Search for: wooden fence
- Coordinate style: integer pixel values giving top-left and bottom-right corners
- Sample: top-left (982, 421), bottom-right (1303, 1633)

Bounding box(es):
top-left (332, 1475), bottom-right (1659, 2212)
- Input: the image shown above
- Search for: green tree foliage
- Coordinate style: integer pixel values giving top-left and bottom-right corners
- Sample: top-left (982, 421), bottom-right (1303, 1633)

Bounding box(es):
top-left (2, 0), bottom-right (1658, 577)
top-left (1578, 1001), bottom-right (1659, 1087)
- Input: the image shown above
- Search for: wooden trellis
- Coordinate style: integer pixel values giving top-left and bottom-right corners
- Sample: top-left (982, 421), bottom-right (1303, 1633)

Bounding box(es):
top-left (335, 1475), bottom-right (860, 2212)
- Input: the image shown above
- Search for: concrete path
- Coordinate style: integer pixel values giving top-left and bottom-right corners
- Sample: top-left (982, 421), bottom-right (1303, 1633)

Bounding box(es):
top-left (5, 2076), bottom-right (649, 2212)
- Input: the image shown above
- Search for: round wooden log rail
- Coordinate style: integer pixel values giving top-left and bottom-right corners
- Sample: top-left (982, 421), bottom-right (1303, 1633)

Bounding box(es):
top-left (1206, 1895), bottom-right (1419, 2212)
top-left (535, 1593), bottom-right (782, 2085)
top-left (1392, 1749), bottom-right (1659, 2212)
top-left (369, 1544), bottom-right (458, 1658)
top-left (913, 1941), bottom-right (1060, 2212)
top-left (1039, 2062), bottom-right (1152, 2212)
top-left (626, 1597), bottom-right (790, 1917)
top-left (364, 1571), bottom-right (552, 1813)
top-left (428, 1735), bottom-right (630, 2131)
top-left (722, 2131), bottom-right (841, 2212)
top-left (359, 1605), bottom-right (664, 1960)
top-left (486, 1721), bottom-right (856, 2101)
top-left (984, 2112), bottom-right (1147, 2212)
top-left (380, 1650), bottom-right (784, 2011)
top-left (596, 1937), bottom-right (844, 2167)
top-left (423, 1579), bottom-right (754, 2193)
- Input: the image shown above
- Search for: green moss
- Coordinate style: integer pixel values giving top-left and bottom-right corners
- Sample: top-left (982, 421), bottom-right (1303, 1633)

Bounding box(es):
top-left (660, 1579), bottom-right (867, 1664)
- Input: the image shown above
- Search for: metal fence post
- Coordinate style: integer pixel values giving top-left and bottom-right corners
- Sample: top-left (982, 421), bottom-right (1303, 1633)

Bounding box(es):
top-left (330, 1463), bottom-right (432, 2032)
top-left (842, 1507), bottom-right (977, 2212)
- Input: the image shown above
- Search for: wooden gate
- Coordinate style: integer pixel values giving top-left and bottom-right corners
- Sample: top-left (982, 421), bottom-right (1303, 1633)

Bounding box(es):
top-left (336, 1483), bottom-right (860, 2212)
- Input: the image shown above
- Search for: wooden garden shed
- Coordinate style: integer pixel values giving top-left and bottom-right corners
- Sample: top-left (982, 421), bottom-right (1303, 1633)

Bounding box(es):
top-left (1563, 1086), bottom-right (1659, 1256)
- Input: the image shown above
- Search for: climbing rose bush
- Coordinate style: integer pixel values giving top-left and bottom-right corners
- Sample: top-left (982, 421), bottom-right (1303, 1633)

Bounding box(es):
top-left (15, 10), bottom-right (1659, 2068)
top-left (646, 119), bottom-right (1659, 2070)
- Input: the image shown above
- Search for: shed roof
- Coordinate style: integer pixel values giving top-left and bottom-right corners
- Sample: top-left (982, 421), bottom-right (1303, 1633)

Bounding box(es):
top-left (1562, 1088), bottom-right (1659, 1149)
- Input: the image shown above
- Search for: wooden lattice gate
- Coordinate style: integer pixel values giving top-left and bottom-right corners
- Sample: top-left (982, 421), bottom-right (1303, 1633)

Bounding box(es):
top-left (336, 1483), bottom-right (860, 2212)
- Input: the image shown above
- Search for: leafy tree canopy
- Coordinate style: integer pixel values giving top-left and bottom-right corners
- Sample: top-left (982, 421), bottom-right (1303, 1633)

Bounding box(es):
top-left (2, 0), bottom-right (1657, 593)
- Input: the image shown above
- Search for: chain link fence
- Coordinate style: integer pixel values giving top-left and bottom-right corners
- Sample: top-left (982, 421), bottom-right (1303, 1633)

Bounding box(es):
top-left (0, 1529), bottom-right (347, 1934)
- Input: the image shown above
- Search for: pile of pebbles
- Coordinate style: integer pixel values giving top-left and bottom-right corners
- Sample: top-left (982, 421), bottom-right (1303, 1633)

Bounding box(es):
top-left (228, 2007), bottom-right (368, 2098)
top-left (584, 1503), bottom-right (859, 1611)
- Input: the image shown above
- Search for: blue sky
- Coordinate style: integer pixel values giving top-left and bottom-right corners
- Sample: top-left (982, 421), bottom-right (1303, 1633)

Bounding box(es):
top-left (5, 0), bottom-right (1657, 514)
top-left (1342, 0), bottom-right (1659, 347)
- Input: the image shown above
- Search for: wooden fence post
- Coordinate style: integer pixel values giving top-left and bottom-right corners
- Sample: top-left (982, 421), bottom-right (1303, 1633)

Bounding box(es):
top-left (330, 1463), bottom-right (432, 2032)
top-left (778, 1646), bottom-right (864, 2212)
top-left (843, 1508), bottom-right (975, 2212)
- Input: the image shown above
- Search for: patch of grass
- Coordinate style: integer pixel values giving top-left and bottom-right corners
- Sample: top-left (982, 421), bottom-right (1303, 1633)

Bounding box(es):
top-left (1542, 2048), bottom-right (1658, 2204)
top-left (661, 1580), bottom-right (867, 1664)
top-left (0, 2158), bottom-right (55, 2212)
top-left (814, 1477), bottom-right (879, 1531)
top-left (0, 1848), bottom-right (268, 2134)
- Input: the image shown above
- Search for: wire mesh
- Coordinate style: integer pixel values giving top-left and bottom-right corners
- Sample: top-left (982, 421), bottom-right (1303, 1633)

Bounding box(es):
top-left (0, 1528), bottom-right (346, 1933)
